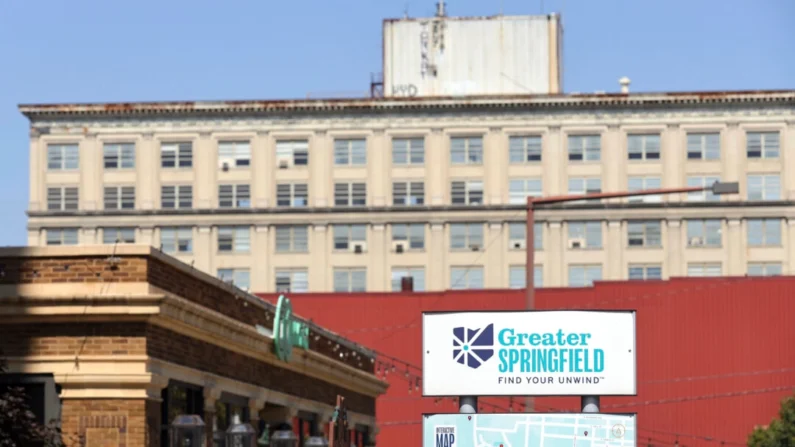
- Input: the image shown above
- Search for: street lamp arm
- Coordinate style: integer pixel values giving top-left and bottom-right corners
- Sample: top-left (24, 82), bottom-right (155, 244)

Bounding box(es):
top-left (529, 186), bottom-right (714, 207)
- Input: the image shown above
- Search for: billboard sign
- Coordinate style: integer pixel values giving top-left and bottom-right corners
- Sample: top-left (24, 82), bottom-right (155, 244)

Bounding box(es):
top-left (423, 412), bottom-right (637, 447)
top-left (422, 310), bottom-right (636, 396)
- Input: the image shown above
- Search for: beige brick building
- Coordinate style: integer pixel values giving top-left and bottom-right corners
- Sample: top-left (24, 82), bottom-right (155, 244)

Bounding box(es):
top-left (20, 91), bottom-right (795, 293)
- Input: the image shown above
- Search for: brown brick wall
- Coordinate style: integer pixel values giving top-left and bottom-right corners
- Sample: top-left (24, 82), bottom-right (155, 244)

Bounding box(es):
top-left (0, 256), bottom-right (147, 284)
top-left (0, 323), bottom-right (147, 357)
top-left (147, 324), bottom-right (376, 416)
top-left (60, 399), bottom-right (159, 447)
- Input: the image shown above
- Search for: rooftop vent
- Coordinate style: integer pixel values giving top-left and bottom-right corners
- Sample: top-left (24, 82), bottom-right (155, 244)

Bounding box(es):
top-left (619, 77), bottom-right (631, 94)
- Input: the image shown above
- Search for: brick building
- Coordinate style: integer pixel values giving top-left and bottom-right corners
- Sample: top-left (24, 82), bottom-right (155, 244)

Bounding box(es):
top-left (0, 245), bottom-right (387, 446)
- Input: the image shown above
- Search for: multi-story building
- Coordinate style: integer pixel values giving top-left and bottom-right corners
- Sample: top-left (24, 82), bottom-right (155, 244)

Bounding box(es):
top-left (21, 91), bottom-right (795, 293)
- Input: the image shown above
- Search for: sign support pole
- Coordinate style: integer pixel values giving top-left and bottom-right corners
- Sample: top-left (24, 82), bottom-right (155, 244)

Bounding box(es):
top-left (581, 396), bottom-right (600, 413)
top-left (458, 396), bottom-right (477, 414)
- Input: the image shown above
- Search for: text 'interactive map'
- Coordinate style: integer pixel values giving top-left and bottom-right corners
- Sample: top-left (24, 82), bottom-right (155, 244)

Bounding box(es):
top-left (423, 413), bottom-right (636, 447)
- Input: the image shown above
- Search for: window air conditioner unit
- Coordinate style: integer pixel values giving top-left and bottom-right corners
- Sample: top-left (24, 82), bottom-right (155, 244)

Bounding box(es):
top-left (219, 158), bottom-right (233, 172)
top-left (689, 236), bottom-right (704, 246)
top-left (393, 241), bottom-right (406, 254)
top-left (568, 237), bottom-right (586, 249)
top-left (277, 158), bottom-right (291, 169)
top-left (351, 242), bottom-right (366, 254)
top-left (469, 243), bottom-right (481, 251)
top-left (511, 239), bottom-right (526, 250)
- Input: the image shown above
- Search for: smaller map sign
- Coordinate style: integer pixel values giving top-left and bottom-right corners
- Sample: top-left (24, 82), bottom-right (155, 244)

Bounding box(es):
top-left (423, 413), bottom-right (636, 447)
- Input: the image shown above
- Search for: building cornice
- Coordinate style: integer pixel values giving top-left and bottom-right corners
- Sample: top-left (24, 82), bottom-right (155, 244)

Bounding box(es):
top-left (18, 90), bottom-right (795, 120)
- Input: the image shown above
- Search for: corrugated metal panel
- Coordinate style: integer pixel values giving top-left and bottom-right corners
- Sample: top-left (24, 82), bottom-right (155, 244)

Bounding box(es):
top-left (384, 15), bottom-right (553, 97)
top-left (258, 277), bottom-right (795, 447)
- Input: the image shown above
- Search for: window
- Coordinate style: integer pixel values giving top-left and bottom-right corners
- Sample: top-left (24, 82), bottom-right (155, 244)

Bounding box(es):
top-left (276, 183), bottom-right (308, 207)
top-left (568, 265), bottom-right (602, 287)
top-left (627, 134), bottom-right (661, 160)
top-left (161, 227), bottom-right (193, 254)
top-left (687, 176), bottom-right (720, 202)
top-left (392, 138), bottom-right (425, 165)
top-left (161, 185), bottom-right (193, 209)
top-left (391, 267), bottom-right (426, 291)
top-left (334, 182), bottom-right (366, 206)
top-left (450, 180), bottom-right (483, 205)
top-left (103, 143), bottom-right (135, 169)
top-left (218, 184), bottom-right (251, 208)
top-left (218, 141), bottom-right (251, 168)
top-left (747, 174), bottom-right (781, 201)
top-left (334, 139), bottom-right (367, 166)
top-left (46, 187), bottom-right (79, 211)
top-left (450, 266), bottom-right (484, 290)
top-left (47, 144), bottom-right (79, 170)
top-left (567, 222), bottom-right (602, 249)
top-left (628, 177), bottom-right (661, 203)
top-left (275, 225), bottom-right (309, 253)
top-left (217, 226), bottom-right (250, 252)
top-left (568, 135), bottom-right (601, 162)
top-left (747, 219), bottom-right (781, 247)
top-left (46, 228), bottom-right (78, 246)
top-left (275, 140), bottom-right (309, 167)
top-left (627, 221), bottom-right (662, 247)
top-left (333, 268), bottom-right (367, 292)
top-left (275, 269), bottom-right (309, 293)
top-left (450, 137), bottom-right (483, 165)
top-left (508, 265), bottom-right (543, 288)
top-left (508, 222), bottom-right (543, 250)
top-left (161, 142), bottom-right (193, 168)
top-left (628, 264), bottom-right (662, 280)
top-left (687, 263), bottom-right (722, 277)
top-left (333, 224), bottom-right (367, 251)
top-left (568, 178), bottom-right (602, 202)
top-left (103, 186), bottom-right (135, 210)
top-left (450, 223), bottom-right (484, 250)
top-left (686, 133), bottom-right (720, 160)
top-left (509, 136), bottom-right (542, 163)
top-left (508, 178), bottom-right (542, 204)
top-left (746, 132), bottom-right (779, 159)
top-left (392, 181), bottom-right (425, 206)
top-left (217, 268), bottom-right (250, 290)
top-left (686, 219), bottom-right (722, 247)
top-left (747, 262), bottom-right (782, 277)
top-left (392, 224), bottom-right (425, 250)
top-left (102, 227), bottom-right (135, 244)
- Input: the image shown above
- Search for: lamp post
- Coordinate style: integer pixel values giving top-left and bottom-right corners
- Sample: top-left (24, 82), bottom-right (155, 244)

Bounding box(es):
top-left (524, 180), bottom-right (739, 411)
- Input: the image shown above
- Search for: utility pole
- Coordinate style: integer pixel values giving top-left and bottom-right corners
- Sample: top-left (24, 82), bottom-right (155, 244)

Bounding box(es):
top-left (525, 181), bottom-right (739, 412)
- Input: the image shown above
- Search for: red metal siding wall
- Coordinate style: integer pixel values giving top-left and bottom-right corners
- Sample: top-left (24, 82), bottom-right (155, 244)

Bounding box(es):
top-left (259, 277), bottom-right (795, 447)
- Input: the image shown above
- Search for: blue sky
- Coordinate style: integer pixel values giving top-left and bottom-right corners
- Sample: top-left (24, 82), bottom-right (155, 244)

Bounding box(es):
top-left (0, 0), bottom-right (792, 246)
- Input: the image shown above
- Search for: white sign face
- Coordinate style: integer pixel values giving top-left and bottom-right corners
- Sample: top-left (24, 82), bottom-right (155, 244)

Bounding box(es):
top-left (423, 413), bottom-right (637, 447)
top-left (422, 311), bottom-right (636, 396)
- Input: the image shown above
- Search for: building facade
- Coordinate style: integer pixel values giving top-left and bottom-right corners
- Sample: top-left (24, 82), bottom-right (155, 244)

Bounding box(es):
top-left (0, 245), bottom-right (385, 447)
top-left (21, 91), bottom-right (795, 293)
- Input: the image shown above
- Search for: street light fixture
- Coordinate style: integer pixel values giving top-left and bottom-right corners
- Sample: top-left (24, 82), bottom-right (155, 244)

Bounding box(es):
top-left (524, 181), bottom-right (739, 308)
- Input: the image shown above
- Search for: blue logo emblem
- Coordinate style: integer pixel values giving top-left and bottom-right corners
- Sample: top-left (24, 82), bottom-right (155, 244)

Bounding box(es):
top-left (452, 324), bottom-right (494, 369)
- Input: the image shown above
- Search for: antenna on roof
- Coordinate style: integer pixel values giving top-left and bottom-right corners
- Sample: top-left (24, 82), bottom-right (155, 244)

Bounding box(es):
top-left (435, 1), bottom-right (446, 17)
top-left (403, 3), bottom-right (409, 18)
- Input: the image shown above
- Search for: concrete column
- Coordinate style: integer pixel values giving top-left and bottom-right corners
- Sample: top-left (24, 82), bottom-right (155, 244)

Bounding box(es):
top-left (726, 218), bottom-right (743, 275)
top-left (311, 225), bottom-right (328, 291)
top-left (785, 122), bottom-right (795, 200)
top-left (662, 124), bottom-right (682, 201)
top-left (195, 132), bottom-right (215, 209)
top-left (543, 126), bottom-right (562, 195)
top-left (138, 226), bottom-right (154, 246)
top-left (80, 134), bottom-right (100, 210)
top-left (547, 222), bottom-right (563, 286)
top-left (666, 220), bottom-right (683, 278)
top-left (722, 123), bottom-right (741, 184)
top-left (485, 127), bottom-right (505, 205)
top-left (252, 226), bottom-right (270, 292)
top-left (203, 387), bottom-right (223, 447)
top-left (82, 227), bottom-right (98, 245)
top-left (252, 131), bottom-right (271, 208)
top-left (607, 221), bottom-right (622, 279)
top-left (28, 129), bottom-right (43, 211)
top-left (310, 131), bottom-right (331, 206)
top-left (368, 130), bottom-right (388, 206)
top-left (787, 219), bottom-right (795, 273)
top-left (136, 133), bottom-right (157, 210)
top-left (603, 125), bottom-right (622, 193)
top-left (428, 223), bottom-right (446, 290)
top-left (370, 224), bottom-right (387, 291)
top-left (27, 229), bottom-right (42, 246)
top-left (485, 222), bottom-right (504, 287)
top-left (427, 129), bottom-right (446, 205)
top-left (195, 226), bottom-right (213, 274)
